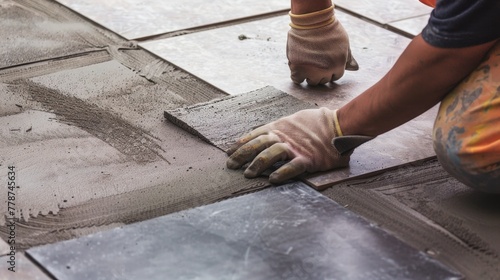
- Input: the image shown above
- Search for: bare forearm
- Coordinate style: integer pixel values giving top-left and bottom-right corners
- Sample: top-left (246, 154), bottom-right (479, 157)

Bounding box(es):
top-left (338, 35), bottom-right (497, 137)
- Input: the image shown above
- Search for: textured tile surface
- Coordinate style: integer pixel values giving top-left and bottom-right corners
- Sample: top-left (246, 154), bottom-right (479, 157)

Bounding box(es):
top-left (165, 86), bottom-right (316, 152)
top-left (56, 0), bottom-right (289, 39)
top-left (389, 15), bottom-right (430, 37)
top-left (335, 0), bottom-right (432, 24)
top-left (28, 182), bottom-right (460, 280)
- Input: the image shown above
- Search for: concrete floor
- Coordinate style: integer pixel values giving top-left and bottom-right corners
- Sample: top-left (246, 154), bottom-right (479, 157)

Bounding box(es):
top-left (2, 1), bottom-right (498, 279)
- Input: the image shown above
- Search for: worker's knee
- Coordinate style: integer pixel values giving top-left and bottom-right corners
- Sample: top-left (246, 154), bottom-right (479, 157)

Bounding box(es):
top-left (433, 127), bottom-right (500, 193)
top-left (433, 41), bottom-right (500, 193)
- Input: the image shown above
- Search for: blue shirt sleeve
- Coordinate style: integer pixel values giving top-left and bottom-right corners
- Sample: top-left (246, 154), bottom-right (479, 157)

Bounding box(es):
top-left (422, 0), bottom-right (500, 48)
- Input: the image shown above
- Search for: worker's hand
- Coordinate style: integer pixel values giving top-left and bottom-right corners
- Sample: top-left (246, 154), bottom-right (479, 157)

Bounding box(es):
top-left (226, 108), bottom-right (372, 184)
top-left (287, 5), bottom-right (359, 86)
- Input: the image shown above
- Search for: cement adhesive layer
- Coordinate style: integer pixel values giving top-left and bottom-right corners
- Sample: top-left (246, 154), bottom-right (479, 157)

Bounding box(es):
top-left (0, 50), bottom-right (270, 249)
top-left (0, 0), bottom-right (121, 69)
top-left (322, 158), bottom-right (500, 279)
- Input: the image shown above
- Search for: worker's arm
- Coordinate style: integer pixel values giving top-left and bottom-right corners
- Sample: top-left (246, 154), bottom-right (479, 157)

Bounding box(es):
top-left (338, 35), bottom-right (498, 137)
top-left (227, 35), bottom-right (497, 183)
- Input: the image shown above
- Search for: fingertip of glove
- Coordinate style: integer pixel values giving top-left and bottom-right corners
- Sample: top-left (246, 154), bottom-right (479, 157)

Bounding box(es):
top-left (226, 146), bottom-right (236, 156)
top-left (226, 158), bottom-right (240, 170)
top-left (306, 77), bottom-right (329, 86)
top-left (291, 76), bottom-right (305, 85)
top-left (345, 51), bottom-right (359, 71)
top-left (345, 61), bottom-right (359, 71)
top-left (269, 172), bottom-right (285, 184)
top-left (243, 168), bottom-right (258, 178)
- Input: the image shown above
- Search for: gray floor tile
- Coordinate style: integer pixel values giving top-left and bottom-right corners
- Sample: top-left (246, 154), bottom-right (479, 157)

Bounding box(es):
top-left (389, 14), bottom-right (430, 37)
top-left (28, 182), bottom-right (461, 280)
top-left (56, 0), bottom-right (289, 39)
top-left (335, 0), bottom-right (432, 24)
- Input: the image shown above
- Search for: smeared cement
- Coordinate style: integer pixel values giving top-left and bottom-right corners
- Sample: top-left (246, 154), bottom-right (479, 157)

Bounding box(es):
top-left (0, 45), bottom-right (268, 249)
top-left (0, 82), bottom-right (269, 248)
top-left (22, 81), bottom-right (168, 163)
top-left (322, 158), bottom-right (500, 279)
top-left (165, 86), bottom-right (316, 151)
top-left (0, 0), bottom-right (122, 69)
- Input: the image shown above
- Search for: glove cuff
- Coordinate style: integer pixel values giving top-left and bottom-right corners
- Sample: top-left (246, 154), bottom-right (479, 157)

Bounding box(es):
top-left (332, 109), bottom-right (343, 136)
top-left (289, 5), bottom-right (335, 30)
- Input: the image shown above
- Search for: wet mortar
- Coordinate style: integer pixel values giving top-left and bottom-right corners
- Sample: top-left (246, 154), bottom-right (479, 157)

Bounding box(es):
top-left (0, 0), bottom-right (265, 249)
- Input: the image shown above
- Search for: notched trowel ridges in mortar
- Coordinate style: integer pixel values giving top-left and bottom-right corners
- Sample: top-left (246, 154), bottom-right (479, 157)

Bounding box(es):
top-left (116, 50), bottom-right (227, 104)
top-left (0, 165), bottom-right (270, 249)
top-left (164, 86), bottom-right (317, 151)
top-left (18, 80), bottom-right (168, 163)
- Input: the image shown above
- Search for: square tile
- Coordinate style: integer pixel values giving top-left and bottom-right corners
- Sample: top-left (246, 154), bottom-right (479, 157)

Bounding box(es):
top-left (28, 182), bottom-right (460, 280)
top-left (335, 0), bottom-right (432, 24)
top-left (57, 0), bottom-right (289, 39)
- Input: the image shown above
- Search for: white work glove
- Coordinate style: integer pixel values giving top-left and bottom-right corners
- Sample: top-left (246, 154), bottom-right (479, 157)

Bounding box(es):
top-left (287, 5), bottom-right (359, 85)
top-left (226, 107), bottom-right (372, 184)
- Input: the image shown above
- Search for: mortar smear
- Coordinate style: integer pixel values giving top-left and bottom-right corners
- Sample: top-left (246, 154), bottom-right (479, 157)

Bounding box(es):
top-left (0, 0), bottom-right (119, 69)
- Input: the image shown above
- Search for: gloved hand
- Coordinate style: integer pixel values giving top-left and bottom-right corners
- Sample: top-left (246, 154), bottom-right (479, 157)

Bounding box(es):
top-left (287, 5), bottom-right (359, 86)
top-left (226, 107), bottom-right (372, 184)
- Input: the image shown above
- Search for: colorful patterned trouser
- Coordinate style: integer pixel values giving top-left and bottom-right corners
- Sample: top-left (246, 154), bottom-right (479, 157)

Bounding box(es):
top-left (434, 41), bottom-right (500, 193)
